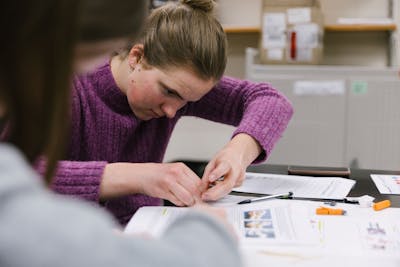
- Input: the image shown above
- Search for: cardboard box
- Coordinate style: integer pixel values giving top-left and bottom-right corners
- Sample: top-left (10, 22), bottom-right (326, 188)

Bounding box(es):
top-left (259, 0), bottom-right (324, 64)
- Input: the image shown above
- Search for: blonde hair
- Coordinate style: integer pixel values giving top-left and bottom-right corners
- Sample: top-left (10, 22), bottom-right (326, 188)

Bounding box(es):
top-left (139, 0), bottom-right (227, 81)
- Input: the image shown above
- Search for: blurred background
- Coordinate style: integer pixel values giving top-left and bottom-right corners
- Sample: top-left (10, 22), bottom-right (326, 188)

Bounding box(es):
top-left (163, 0), bottom-right (400, 171)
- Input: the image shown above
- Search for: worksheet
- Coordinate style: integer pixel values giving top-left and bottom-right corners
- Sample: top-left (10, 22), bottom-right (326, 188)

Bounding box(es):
top-left (124, 200), bottom-right (400, 267)
top-left (370, 174), bottom-right (400, 194)
top-left (234, 172), bottom-right (356, 200)
top-left (124, 200), bottom-right (319, 247)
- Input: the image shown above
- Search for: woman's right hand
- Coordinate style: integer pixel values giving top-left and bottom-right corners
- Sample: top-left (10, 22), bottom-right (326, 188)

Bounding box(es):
top-left (100, 162), bottom-right (203, 206)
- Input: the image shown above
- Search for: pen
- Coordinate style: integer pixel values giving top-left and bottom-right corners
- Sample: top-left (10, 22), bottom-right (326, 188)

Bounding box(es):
top-left (237, 191), bottom-right (293, 205)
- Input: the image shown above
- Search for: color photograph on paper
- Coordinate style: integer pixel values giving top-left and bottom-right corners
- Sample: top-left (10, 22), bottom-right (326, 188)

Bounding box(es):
top-left (242, 208), bottom-right (276, 239)
top-left (243, 209), bottom-right (272, 220)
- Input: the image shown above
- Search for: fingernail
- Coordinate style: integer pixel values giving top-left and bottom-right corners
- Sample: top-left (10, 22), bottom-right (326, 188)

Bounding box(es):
top-left (209, 175), bottom-right (216, 182)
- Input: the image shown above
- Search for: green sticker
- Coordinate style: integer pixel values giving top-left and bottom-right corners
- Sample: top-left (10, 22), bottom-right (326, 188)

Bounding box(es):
top-left (351, 81), bottom-right (368, 95)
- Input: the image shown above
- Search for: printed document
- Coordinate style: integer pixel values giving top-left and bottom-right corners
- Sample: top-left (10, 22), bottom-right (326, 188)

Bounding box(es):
top-left (370, 174), bottom-right (400, 194)
top-left (124, 200), bottom-right (400, 267)
top-left (233, 172), bottom-right (356, 200)
top-left (125, 200), bottom-right (319, 247)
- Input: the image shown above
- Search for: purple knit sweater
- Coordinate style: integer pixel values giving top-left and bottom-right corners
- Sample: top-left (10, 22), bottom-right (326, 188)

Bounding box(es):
top-left (49, 63), bottom-right (293, 225)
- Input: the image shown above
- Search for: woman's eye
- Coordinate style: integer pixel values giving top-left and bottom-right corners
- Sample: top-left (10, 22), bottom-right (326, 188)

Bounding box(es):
top-left (165, 89), bottom-right (176, 97)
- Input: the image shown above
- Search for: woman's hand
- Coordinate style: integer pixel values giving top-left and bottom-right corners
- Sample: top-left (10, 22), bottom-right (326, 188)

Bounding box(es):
top-left (100, 162), bottom-right (202, 206)
top-left (200, 133), bottom-right (262, 201)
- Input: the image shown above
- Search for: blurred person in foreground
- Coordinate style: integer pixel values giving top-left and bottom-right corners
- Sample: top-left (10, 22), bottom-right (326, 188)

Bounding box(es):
top-left (0, 1), bottom-right (241, 266)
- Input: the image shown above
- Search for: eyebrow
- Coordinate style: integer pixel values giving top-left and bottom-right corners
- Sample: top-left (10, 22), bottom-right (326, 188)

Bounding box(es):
top-left (160, 81), bottom-right (185, 100)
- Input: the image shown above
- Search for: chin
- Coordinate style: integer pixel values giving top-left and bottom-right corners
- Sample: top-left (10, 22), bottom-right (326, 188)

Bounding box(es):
top-left (137, 114), bottom-right (154, 121)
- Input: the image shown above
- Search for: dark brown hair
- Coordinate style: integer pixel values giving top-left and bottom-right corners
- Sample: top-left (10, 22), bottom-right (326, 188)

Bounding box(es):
top-left (0, 0), bottom-right (148, 184)
top-left (0, 0), bottom-right (80, 183)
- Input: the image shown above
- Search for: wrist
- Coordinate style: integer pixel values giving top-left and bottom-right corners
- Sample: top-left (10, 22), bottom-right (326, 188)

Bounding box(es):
top-left (99, 162), bottom-right (143, 200)
top-left (229, 133), bottom-right (262, 166)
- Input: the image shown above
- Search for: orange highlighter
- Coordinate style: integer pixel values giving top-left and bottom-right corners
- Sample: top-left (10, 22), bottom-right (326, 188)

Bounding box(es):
top-left (316, 206), bottom-right (346, 215)
top-left (373, 200), bottom-right (391, 211)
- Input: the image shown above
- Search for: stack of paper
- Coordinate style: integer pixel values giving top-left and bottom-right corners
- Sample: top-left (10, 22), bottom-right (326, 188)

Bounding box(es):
top-left (233, 172), bottom-right (356, 200)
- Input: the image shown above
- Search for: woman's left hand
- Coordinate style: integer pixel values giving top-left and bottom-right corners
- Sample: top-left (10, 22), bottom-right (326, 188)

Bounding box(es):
top-left (200, 133), bottom-right (262, 201)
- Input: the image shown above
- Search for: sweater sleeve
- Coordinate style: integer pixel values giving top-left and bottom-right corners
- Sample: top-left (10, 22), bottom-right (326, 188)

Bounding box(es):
top-left (184, 76), bottom-right (294, 163)
top-left (35, 159), bottom-right (107, 202)
top-left (1, 145), bottom-right (242, 267)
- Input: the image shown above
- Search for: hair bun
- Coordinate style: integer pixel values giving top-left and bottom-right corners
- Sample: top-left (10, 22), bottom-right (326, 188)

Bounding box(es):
top-left (181, 0), bottom-right (215, 13)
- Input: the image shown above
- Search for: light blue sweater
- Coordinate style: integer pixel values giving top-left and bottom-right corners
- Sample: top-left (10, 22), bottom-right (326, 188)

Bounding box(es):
top-left (0, 143), bottom-right (242, 267)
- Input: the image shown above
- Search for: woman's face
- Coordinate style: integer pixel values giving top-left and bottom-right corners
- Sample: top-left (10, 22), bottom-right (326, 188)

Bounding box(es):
top-left (125, 63), bottom-right (216, 120)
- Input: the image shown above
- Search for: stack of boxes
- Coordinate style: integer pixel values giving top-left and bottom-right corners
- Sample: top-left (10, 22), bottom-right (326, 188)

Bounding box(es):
top-left (259, 0), bottom-right (324, 64)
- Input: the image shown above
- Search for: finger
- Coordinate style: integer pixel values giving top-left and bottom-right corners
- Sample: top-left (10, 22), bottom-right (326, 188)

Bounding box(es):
top-left (166, 190), bottom-right (185, 207)
top-left (200, 161), bottom-right (216, 191)
top-left (206, 161), bottom-right (230, 183)
top-left (168, 182), bottom-right (196, 206)
top-left (180, 167), bottom-right (202, 199)
top-left (234, 173), bottom-right (246, 187)
top-left (201, 178), bottom-right (235, 201)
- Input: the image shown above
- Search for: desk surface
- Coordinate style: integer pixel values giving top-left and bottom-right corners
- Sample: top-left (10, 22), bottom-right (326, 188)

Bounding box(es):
top-left (247, 164), bottom-right (400, 207)
top-left (179, 160), bottom-right (400, 208)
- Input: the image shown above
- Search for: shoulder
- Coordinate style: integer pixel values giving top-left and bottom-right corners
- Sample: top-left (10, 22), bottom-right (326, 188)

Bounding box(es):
top-left (0, 143), bottom-right (39, 189)
top-left (73, 62), bottom-right (112, 91)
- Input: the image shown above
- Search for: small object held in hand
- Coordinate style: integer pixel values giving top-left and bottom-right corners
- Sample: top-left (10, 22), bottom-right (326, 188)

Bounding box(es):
top-left (316, 206), bottom-right (346, 215)
top-left (208, 176), bottom-right (224, 188)
top-left (373, 200), bottom-right (391, 211)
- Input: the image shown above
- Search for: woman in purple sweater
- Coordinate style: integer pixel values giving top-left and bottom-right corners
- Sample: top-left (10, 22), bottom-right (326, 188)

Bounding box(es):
top-left (48, 0), bottom-right (293, 225)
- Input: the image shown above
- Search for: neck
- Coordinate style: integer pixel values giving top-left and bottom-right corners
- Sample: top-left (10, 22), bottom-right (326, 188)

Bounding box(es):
top-left (110, 56), bottom-right (130, 95)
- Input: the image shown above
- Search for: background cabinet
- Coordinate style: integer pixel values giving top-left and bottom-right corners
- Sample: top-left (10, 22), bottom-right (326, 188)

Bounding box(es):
top-left (245, 48), bottom-right (400, 170)
top-left (164, 0), bottom-right (400, 170)
top-left (216, 0), bottom-right (399, 78)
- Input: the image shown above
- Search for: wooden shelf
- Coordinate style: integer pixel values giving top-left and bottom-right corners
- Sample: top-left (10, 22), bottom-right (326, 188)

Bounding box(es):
top-left (223, 27), bottom-right (260, 33)
top-left (223, 24), bottom-right (397, 33)
top-left (324, 24), bottom-right (397, 32)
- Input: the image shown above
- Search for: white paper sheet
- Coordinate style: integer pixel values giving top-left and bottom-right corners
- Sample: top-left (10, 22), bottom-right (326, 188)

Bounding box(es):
top-left (125, 200), bottom-right (319, 246)
top-left (287, 7), bottom-right (311, 24)
top-left (370, 174), bottom-right (400, 194)
top-left (124, 200), bottom-right (400, 267)
top-left (234, 172), bottom-right (355, 200)
top-left (262, 13), bottom-right (286, 49)
top-left (293, 80), bottom-right (346, 96)
top-left (206, 194), bottom-right (255, 207)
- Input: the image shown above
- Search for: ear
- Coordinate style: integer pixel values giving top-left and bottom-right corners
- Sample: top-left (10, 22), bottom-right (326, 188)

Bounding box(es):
top-left (128, 44), bottom-right (144, 69)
